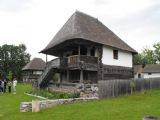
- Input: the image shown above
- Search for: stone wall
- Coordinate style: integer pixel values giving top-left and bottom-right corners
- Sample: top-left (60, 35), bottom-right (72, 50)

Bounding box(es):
top-left (48, 83), bottom-right (99, 98)
top-left (20, 97), bottom-right (98, 112)
top-left (20, 102), bottom-right (32, 112)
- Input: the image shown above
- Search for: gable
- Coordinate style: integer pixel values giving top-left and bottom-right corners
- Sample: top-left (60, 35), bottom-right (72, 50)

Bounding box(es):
top-left (40, 11), bottom-right (137, 55)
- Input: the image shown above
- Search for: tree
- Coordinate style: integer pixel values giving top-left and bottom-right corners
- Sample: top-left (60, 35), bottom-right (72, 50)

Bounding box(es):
top-left (153, 42), bottom-right (160, 63)
top-left (133, 47), bottom-right (156, 65)
top-left (141, 48), bottom-right (156, 64)
top-left (6, 71), bottom-right (13, 81)
top-left (0, 44), bottom-right (31, 80)
top-left (129, 81), bottom-right (136, 95)
top-left (133, 54), bottom-right (143, 65)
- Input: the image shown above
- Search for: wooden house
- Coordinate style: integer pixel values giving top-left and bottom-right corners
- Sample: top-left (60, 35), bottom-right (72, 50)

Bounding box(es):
top-left (38, 11), bottom-right (137, 88)
top-left (22, 58), bottom-right (46, 83)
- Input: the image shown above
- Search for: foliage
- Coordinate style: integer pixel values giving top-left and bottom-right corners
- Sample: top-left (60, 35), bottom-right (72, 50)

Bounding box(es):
top-left (6, 71), bottom-right (13, 81)
top-left (27, 89), bottom-right (80, 99)
top-left (52, 73), bottom-right (59, 82)
top-left (141, 48), bottom-right (156, 64)
top-left (133, 43), bottom-right (160, 65)
top-left (153, 42), bottom-right (160, 63)
top-left (1, 84), bottom-right (160, 120)
top-left (133, 54), bottom-right (143, 65)
top-left (129, 81), bottom-right (136, 94)
top-left (0, 44), bottom-right (30, 80)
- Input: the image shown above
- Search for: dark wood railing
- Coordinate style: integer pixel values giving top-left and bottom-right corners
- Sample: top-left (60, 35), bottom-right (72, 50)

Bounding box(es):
top-left (80, 55), bottom-right (98, 64)
top-left (68, 55), bottom-right (98, 65)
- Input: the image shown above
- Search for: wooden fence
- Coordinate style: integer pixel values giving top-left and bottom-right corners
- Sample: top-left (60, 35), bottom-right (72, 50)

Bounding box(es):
top-left (98, 78), bottom-right (160, 99)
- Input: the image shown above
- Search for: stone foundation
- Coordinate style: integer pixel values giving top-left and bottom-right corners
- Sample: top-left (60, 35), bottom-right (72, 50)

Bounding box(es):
top-left (20, 102), bottom-right (32, 112)
top-left (48, 83), bottom-right (99, 98)
top-left (20, 97), bottom-right (98, 112)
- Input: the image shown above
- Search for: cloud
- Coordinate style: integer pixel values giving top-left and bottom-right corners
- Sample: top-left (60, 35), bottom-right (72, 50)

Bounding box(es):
top-left (96, 0), bottom-right (160, 52)
top-left (0, 0), bottom-right (159, 59)
top-left (0, 0), bottom-right (35, 12)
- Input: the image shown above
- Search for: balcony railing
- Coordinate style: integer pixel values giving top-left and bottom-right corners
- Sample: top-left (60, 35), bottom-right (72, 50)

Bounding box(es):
top-left (45, 55), bottom-right (98, 70)
top-left (68, 55), bottom-right (98, 65)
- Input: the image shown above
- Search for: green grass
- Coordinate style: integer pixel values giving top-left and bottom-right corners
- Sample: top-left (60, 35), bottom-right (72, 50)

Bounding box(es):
top-left (0, 84), bottom-right (160, 120)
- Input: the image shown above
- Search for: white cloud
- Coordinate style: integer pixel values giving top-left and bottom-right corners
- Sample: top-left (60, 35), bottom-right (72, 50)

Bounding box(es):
top-left (0, 0), bottom-right (35, 12)
top-left (0, 0), bottom-right (159, 60)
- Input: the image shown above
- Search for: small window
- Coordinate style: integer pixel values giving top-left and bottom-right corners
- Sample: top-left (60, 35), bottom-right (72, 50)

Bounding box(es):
top-left (148, 73), bottom-right (152, 75)
top-left (113, 50), bottom-right (118, 59)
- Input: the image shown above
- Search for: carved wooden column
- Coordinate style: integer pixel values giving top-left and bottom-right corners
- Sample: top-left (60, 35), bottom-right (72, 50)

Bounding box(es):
top-left (67, 70), bottom-right (69, 82)
top-left (87, 47), bottom-right (91, 56)
top-left (97, 46), bottom-right (103, 80)
top-left (80, 70), bottom-right (83, 83)
top-left (78, 45), bottom-right (81, 62)
top-left (59, 72), bottom-right (62, 83)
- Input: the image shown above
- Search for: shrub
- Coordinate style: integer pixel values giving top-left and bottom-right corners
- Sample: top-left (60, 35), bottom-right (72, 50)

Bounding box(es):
top-left (129, 81), bottom-right (136, 95)
top-left (27, 89), bottom-right (80, 99)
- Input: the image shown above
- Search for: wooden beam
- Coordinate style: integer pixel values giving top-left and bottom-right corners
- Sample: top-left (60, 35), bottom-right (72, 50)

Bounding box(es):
top-left (80, 70), bottom-right (83, 83)
top-left (67, 70), bottom-right (69, 82)
top-left (87, 47), bottom-right (91, 56)
top-left (78, 45), bottom-right (81, 62)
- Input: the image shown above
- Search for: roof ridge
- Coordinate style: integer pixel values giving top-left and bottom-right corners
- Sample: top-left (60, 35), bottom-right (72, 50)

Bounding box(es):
top-left (40, 11), bottom-right (137, 55)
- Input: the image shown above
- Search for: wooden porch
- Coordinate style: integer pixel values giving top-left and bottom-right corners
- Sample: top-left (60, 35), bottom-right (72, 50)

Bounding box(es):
top-left (47, 55), bottom-right (98, 71)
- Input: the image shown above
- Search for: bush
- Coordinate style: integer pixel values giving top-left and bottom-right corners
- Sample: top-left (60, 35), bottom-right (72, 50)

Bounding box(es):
top-left (27, 89), bottom-right (80, 99)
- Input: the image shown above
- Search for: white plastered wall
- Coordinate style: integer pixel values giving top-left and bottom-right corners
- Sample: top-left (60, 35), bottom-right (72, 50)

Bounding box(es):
top-left (143, 73), bottom-right (160, 78)
top-left (102, 46), bottom-right (133, 67)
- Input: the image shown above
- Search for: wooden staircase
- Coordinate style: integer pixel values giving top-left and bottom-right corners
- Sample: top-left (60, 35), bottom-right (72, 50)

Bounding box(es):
top-left (38, 58), bottom-right (60, 88)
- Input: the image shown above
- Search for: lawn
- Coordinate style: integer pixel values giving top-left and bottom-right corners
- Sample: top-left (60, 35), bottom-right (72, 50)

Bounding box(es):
top-left (0, 84), bottom-right (160, 120)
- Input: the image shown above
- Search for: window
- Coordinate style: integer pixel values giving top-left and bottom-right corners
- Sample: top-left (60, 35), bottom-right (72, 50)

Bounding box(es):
top-left (113, 50), bottom-right (118, 59)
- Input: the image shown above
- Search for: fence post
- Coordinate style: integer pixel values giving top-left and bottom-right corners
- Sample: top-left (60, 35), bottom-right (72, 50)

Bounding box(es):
top-left (32, 100), bottom-right (40, 112)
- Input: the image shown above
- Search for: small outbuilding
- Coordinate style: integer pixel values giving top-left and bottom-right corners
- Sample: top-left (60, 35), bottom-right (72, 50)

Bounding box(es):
top-left (22, 58), bottom-right (46, 83)
top-left (134, 64), bottom-right (160, 78)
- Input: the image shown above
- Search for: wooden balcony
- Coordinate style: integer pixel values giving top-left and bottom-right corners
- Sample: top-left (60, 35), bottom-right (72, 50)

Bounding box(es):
top-left (68, 55), bottom-right (98, 64)
top-left (68, 55), bottom-right (98, 71)
top-left (47, 55), bottom-right (98, 71)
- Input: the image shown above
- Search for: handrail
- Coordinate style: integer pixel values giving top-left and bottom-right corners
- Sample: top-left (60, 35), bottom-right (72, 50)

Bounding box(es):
top-left (38, 58), bottom-right (61, 87)
top-left (68, 55), bottom-right (98, 64)
top-left (38, 61), bottom-right (53, 86)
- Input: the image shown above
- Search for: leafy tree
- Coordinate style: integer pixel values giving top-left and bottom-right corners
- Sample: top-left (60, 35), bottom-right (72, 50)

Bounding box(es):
top-left (141, 48), bottom-right (156, 64)
top-left (153, 42), bottom-right (160, 63)
top-left (133, 54), bottom-right (143, 65)
top-left (0, 44), bottom-right (31, 80)
top-left (129, 81), bottom-right (136, 95)
top-left (133, 47), bottom-right (156, 65)
top-left (6, 71), bottom-right (13, 81)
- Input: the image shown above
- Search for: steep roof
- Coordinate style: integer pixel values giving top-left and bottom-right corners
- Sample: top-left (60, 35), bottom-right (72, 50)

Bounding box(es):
top-left (41, 11), bottom-right (137, 54)
top-left (143, 64), bottom-right (160, 73)
top-left (134, 65), bottom-right (143, 74)
top-left (22, 58), bottom-right (46, 71)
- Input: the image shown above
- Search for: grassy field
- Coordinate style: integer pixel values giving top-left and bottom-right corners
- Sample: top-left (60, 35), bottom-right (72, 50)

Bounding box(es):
top-left (0, 84), bottom-right (160, 120)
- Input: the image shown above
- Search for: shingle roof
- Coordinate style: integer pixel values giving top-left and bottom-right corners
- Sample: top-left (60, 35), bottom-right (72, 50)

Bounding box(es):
top-left (134, 65), bottom-right (143, 74)
top-left (40, 11), bottom-right (137, 54)
top-left (22, 58), bottom-right (46, 71)
top-left (143, 64), bottom-right (160, 73)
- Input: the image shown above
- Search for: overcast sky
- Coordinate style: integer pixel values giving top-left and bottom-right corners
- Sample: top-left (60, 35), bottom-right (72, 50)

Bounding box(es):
top-left (0, 0), bottom-right (160, 61)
